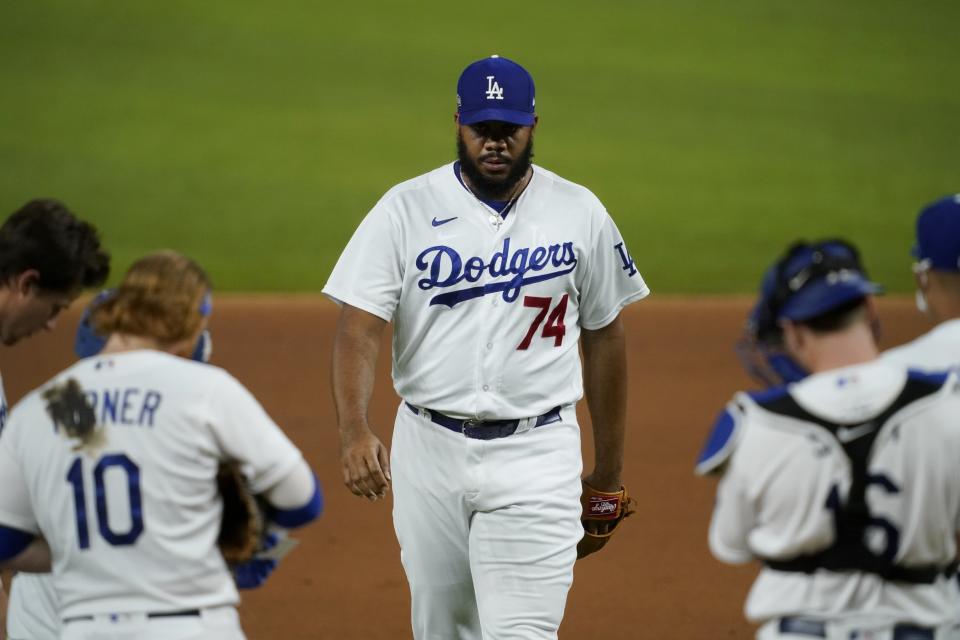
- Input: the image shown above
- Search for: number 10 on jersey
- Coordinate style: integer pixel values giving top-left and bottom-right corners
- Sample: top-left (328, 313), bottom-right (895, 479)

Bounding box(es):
top-left (66, 454), bottom-right (145, 549)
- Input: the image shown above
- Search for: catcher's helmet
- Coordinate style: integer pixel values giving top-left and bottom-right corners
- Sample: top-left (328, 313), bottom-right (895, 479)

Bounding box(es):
top-left (737, 239), bottom-right (883, 387)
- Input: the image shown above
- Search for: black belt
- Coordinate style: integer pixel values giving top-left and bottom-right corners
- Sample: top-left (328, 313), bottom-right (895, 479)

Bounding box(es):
top-left (63, 609), bottom-right (201, 624)
top-left (406, 402), bottom-right (562, 439)
top-left (779, 617), bottom-right (935, 639)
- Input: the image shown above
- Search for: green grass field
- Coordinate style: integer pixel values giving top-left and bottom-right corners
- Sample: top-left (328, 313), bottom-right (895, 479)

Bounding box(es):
top-left (1, 1), bottom-right (957, 292)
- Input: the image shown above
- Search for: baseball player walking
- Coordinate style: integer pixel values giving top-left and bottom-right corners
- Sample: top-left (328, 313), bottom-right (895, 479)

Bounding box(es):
top-left (883, 194), bottom-right (960, 371)
top-left (0, 199), bottom-right (110, 640)
top-left (0, 251), bottom-right (323, 640)
top-left (698, 239), bottom-right (960, 639)
top-left (324, 55), bottom-right (649, 638)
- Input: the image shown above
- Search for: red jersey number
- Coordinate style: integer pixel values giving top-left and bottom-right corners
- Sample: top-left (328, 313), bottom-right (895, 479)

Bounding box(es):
top-left (517, 294), bottom-right (568, 350)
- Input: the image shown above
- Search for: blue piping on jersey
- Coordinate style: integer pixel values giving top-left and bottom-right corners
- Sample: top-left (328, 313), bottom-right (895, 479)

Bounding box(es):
top-left (695, 409), bottom-right (738, 475)
top-left (746, 385), bottom-right (790, 405)
top-left (270, 475), bottom-right (323, 529)
top-left (0, 525), bottom-right (35, 562)
top-left (695, 386), bottom-right (789, 475)
top-left (906, 369), bottom-right (950, 387)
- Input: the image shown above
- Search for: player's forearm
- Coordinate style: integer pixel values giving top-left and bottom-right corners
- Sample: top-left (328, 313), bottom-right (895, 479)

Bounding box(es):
top-left (580, 316), bottom-right (628, 489)
top-left (331, 305), bottom-right (387, 436)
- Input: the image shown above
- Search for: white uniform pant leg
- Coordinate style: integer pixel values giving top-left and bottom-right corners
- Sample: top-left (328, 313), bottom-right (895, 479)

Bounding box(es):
top-left (59, 606), bottom-right (245, 640)
top-left (7, 573), bottom-right (59, 640)
top-left (469, 417), bottom-right (582, 640)
top-left (392, 404), bottom-right (481, 640)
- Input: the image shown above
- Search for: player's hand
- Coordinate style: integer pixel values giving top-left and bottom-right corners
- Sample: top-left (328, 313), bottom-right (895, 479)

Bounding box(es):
top-left (340, 426), bottom-right (392, 501)
top-left (582, 470), bottom-right (621, 537)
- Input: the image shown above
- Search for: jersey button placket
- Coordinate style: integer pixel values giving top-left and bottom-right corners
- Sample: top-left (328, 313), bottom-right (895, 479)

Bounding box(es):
top-left (478, 293), bottom-right (501, 410)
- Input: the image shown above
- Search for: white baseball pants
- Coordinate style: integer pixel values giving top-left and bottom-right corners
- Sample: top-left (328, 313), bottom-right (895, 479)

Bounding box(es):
top-left (391, 402), bottom-right (583, 640)
top-left (59, 606), bottom-right (245, 640)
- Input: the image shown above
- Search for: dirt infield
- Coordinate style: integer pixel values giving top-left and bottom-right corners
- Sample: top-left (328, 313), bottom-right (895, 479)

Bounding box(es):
top-left (0, 296), bottom-right (931, 639)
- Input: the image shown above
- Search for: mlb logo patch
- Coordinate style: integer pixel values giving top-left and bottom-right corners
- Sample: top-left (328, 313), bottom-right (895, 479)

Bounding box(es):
top-left (587, 494), bottom-right (621, 520)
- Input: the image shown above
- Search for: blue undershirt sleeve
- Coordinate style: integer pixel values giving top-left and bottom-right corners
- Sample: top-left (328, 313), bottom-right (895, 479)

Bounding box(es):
top-left (269, 474), bottom-right (323, 529)
top-left (0, 525), bottom-right (35, 562)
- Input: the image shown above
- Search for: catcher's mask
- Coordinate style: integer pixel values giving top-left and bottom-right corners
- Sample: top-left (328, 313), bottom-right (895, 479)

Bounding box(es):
top-left (737, 239), bottom-right (883, 387)
top-left (74, 289), bottom-right (213, 363)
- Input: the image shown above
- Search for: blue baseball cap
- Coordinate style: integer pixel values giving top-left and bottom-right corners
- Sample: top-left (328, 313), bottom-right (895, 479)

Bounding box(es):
top-left (751, 240), bottom-right (882, 340)
top-left (457, 55), bottom-right (535, 126)
top-left (912, 194), bottom-right (960, 271)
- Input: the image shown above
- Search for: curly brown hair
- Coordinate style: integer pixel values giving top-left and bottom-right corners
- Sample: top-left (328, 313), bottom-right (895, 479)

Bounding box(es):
top-left (92, 251), bottom-right (211, 344)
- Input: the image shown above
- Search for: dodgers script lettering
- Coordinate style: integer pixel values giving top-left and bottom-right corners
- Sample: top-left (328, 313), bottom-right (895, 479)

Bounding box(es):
top-left (416, 237), bottom-right (577, 308)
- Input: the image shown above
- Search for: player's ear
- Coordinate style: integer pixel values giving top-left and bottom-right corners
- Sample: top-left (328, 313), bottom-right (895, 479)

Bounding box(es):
top-left (780, 319), bottom-right (803, 358)
top-left (14, 269), bottom-right (41, 297)
top-left (863, 296), bottom-right (882, 346)
top-left (913, 269), bottom-right (929, 291)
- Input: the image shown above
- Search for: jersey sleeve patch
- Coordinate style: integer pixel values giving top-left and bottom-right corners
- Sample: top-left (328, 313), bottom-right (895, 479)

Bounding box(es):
top-left (695, 407), bottom-right (742, 476)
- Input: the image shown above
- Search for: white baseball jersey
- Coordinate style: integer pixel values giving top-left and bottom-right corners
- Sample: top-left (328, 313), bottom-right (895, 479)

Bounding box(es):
top-left (7, 574), bottom-right (59, 639)
top-left (698, 360), bottom-right (960, 627)
top-left (1, 371), bottom-right (61, 640)
top-left (322, 162), bottom-right (649, 419)
top-left (882, 318), bottom-right (960, 372)
top-left (0, 350), bottom-right (304, 620)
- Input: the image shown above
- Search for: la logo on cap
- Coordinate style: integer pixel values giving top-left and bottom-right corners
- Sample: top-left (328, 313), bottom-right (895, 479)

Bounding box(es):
top-left (485, 76), bottom-right (504, 100)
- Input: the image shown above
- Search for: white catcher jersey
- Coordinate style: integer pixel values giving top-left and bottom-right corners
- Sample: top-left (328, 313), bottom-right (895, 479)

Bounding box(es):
top-left (698, 361), bottom-right (960, 626)
top-left (0, 350), bottom-right (304, 619)
top-left (322, 162), bottom-right (649, 419)
top-left (882, 318), bottom-right (960, 373)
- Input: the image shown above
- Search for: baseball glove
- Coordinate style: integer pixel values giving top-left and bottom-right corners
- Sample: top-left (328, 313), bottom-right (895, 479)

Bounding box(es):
top-left (577, 481), bottom-right (635, 559)
top-left (217, 462), bottom-right (266, 566)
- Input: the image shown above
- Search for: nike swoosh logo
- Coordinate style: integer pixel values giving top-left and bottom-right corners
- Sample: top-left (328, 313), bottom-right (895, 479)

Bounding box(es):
top-left (432, 216), bottom-right (457, 227)
top-left (836, 423), bottom-right (876, 443)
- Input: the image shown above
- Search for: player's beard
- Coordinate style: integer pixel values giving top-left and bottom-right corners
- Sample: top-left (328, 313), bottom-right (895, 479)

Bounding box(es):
top-left (457, 133), bottom-right (534, 201)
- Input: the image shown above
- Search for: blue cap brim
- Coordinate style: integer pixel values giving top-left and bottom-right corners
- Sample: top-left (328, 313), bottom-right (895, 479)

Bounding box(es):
top-left (779, 277), bottom-right (883, 322)
top-left (459, 108), bottom-right (535, 126)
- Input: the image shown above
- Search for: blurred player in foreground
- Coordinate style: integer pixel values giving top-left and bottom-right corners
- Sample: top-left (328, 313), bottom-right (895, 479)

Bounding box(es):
top-left (0, 251), bottom-right (322, 640)
top-left (883, 194), bottom-right (960, 372)
top-left (0, 198), bottom-right (110, 640)
top-left (697, 239), bottom-right (960, 639)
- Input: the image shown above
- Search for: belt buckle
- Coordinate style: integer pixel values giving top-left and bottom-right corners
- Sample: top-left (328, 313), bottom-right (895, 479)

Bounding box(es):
top-left (462, 418), bottom-right (482, 434)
